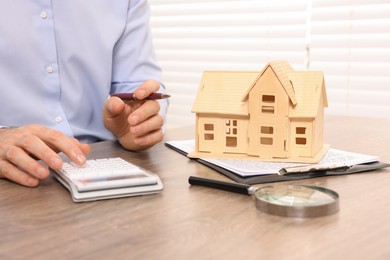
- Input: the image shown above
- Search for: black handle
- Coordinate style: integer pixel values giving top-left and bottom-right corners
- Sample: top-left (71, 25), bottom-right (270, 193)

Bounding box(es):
top-left (188, 176), bottom-right (251, 195)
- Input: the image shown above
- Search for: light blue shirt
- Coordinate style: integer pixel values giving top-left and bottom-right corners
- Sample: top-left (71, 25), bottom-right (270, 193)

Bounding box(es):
top-left (0, 0), bottom-right (167, 143)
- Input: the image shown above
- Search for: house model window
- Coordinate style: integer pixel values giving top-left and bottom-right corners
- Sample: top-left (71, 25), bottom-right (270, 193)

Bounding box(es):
top-left (261, 95), bottom-right (276, 114)
top-left (189, 60), bottom-right (329, 163)
top-left (295, 127), bottom-right (307, 145)
top-left (260, 125), bottom-right (274, 146)
top-left (204, 124), bottom-right (214, 140)
top-left (225, 119), bottom-right (238, 147)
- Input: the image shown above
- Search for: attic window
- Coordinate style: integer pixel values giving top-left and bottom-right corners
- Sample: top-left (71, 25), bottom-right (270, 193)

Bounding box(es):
top-left (261, 95), bottom-right (276, 114)
top-left (262, 95), bottom-right (275, 103)
top-left (261, 106), bottom-right (275, 114)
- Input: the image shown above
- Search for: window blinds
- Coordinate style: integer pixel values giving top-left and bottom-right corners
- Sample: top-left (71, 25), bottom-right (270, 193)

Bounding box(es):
top-left (149, 0), bottom-right (390, 128)
top-left (310, 0), bottom-right (390, 119)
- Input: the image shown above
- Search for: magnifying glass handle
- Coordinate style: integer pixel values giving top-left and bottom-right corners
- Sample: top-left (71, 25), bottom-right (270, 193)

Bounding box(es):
top-left (189, 176), bottom-right (253, 195)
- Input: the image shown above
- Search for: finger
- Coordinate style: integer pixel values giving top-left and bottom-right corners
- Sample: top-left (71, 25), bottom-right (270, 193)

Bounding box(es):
top-left (133, 80), bottom-right (161, 100)
top-left (128, 100), bottom-right (161, 126)
top-left (132, 128), bottom-right (164, 148)
top-left (4, 145), bottom-right (50, 179)
top-left (33, 128), bottom-right (88, 166)
top-left (77, 141), bottom-right (91, 155)
top-left (0, 161), bottom-right (39, 187)
top-left (130, 113), bottom-right (164, 137)
top-left (15, 132), bottom-right (64, 170)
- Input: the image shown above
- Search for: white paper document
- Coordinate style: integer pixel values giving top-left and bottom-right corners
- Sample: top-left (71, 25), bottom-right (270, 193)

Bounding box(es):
top-left (166, 139), bottom-right (379, 177)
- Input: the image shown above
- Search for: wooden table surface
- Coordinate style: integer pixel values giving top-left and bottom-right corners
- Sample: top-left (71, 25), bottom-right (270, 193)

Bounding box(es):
top-left (1, 115), bottom-right (389, 260)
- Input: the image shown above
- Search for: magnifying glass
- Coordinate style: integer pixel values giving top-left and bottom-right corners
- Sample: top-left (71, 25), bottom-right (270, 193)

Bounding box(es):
top-left (189, 176), bottom-right (339, 218)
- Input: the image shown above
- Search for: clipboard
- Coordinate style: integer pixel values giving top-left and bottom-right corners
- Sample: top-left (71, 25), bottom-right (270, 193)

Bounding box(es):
top-left (165, 141), bottom-right (390, 185)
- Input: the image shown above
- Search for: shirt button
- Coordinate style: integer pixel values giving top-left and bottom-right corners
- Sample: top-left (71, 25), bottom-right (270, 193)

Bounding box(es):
top-left (40, 11), bottom-right (48, 19)
top-left (46, 66), bottom-right (54, 73)
top-left (55, 116), bottom-right (62, 123)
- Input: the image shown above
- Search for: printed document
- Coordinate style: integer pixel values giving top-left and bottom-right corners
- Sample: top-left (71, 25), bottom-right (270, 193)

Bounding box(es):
top-left (166, 139), bottom-right (379, 177)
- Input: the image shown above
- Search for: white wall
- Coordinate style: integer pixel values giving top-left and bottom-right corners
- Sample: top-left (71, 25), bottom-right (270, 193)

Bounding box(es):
top-left (149, 0), bottom-right (390, 129)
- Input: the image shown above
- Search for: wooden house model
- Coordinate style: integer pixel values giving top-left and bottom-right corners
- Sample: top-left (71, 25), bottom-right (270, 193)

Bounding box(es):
top-left (189, 60), bottom-right (329, 163)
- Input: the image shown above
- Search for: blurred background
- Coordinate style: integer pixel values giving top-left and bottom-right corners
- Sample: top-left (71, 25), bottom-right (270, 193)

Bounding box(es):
top-left (148, 0), bottom-right (390, 129)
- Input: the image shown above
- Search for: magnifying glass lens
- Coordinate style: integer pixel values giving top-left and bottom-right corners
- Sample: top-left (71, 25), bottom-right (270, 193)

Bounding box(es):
top-left (255, 185), bottom-right (339, 218)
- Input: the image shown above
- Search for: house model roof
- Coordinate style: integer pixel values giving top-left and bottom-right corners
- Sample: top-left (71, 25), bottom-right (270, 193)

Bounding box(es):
top-left (191, 71), bottom-right (259, 116)
top-left (242, 60), bottom-right (297, 105)
top-left (192, 60), bottom-right (328, 119)
top-left (288, 71), bottom-right (328, 118)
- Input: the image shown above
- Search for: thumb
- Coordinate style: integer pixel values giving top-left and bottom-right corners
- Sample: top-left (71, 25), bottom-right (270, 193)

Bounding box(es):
top-left (103, 97), bottom-right (133, 138)
top-left (103, 97), bottom-right (125, 119)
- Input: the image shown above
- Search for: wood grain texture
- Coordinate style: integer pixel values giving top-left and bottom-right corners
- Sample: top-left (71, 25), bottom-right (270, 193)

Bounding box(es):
top-left (1, 115), bottom-right (389, 259)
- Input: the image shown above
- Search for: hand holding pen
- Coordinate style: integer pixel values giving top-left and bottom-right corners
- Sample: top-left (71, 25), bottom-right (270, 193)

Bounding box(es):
top-left (103, 80), bottom-right (170, 151)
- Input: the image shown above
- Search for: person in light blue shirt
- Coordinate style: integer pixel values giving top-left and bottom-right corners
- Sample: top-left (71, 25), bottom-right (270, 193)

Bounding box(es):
top-left (0, 0), bottom-right (168, 187)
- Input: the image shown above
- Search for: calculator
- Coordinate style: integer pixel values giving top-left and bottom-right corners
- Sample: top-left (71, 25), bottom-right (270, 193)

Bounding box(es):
top-left (50, 157), bottom-right (163, 202)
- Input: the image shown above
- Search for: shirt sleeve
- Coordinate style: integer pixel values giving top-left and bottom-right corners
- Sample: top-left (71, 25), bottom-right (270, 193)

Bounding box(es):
top-left (110, 0), bottom-right (168, 121)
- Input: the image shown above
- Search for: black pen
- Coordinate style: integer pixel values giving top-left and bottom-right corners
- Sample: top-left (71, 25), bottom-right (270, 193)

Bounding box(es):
top-left (188, 176), bottom-right (257, 196)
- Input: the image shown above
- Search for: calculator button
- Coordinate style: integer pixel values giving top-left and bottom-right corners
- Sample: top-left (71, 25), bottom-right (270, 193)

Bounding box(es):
top-left (60, 158), bottom-right (144, 180)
